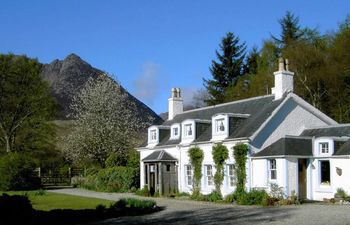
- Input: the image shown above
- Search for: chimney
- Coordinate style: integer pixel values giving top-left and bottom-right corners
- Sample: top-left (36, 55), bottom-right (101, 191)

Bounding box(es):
top-left (168, 88), bottom-right (183, 120)
top-left (272, 58), bottom-right (294, 100)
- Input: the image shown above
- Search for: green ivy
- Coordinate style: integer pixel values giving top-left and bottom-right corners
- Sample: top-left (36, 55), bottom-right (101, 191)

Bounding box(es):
top-left (212, 143), bottom-right (229, 195)
top-left (233, 143), bottom-right (249, 194)
top-left (188, 146), bottom-right (204, 197)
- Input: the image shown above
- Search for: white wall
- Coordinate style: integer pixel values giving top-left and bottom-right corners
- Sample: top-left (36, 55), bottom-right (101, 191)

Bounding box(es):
top-left (310, 157), bottom-right (350, 200)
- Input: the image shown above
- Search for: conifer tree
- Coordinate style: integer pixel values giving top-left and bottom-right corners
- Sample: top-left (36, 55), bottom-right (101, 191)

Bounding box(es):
top-left (203, 32), bottom-right (246, 105)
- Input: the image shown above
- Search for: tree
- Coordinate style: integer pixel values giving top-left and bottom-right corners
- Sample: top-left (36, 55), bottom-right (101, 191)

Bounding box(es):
top-left (272, 11), bottom-right (304, 49)
top-left (0, 54), bottom-right (55, 153)
top-left (243, 47), bottom-right (260, 75)
top-left (63, 76), bottom-right (148, 167)
top-left (204, 32), bottom-right (246, 105)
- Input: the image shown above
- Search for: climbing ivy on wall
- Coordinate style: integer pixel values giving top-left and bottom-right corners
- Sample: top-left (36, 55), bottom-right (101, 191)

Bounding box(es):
top-left (212, 143), bottom-right (229, 195)
top-left (233, 143), bottom-right (249, 194)
top-left (188, 146), bottom-right (204, 197)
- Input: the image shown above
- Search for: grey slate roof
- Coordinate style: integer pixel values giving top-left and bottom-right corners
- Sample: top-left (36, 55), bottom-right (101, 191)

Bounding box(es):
top-left (301, 125), bottom-right (350, 137)
top-left (334, 140), bottom-right (350, 156)
top-left (142, 150), bottom-right (177, 162)
top-left (253, 137), bottom-right (312, 157)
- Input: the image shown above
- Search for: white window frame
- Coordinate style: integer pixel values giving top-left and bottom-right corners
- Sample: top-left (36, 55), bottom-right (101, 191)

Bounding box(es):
top-left (269, 159), bottom-right (277, 180)
top-left (184, 124), bottom-right (193, 137)
top-left (227, 164), bottom-right (235, 187)
top-left (319, 142), bottom-right (329, 154)
top-left (205, 165), bottom-right (214, 187)
top-left (185, 165), bottom-right (193, 186)
top-left (170, 124), bottom-right (181, 139)
top-left (173, 127), bottom-right (178, 136)
top-left (215, 118), bottom-right (225, 133)
top-left (150, 129), bottom-right (157, 141)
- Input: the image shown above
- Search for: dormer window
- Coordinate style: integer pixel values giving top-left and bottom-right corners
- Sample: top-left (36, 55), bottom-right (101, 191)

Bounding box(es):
top-left (319, 142), bottom-right (329, 154)
top-left (150, 129), bottom-right (157, 141)
top-left (215, 118), bottom-right (225, 132)
top-left (173, 127), bottom-right (178, 136)
top-left (184, 124), bottom-right (192, 136)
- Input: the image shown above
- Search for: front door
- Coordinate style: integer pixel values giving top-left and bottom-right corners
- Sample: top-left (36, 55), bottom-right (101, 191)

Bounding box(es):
top-left (149, 164), bottom-right (156, 196)
top-left (298, 159), bottom-right (307, 200)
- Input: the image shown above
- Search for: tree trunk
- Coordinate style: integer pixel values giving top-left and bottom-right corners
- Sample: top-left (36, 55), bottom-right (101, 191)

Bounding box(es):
top-left (4, 135), bottom-right (10, 153)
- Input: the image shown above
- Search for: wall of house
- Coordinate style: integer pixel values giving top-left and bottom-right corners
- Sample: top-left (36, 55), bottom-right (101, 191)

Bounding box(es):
top-left (310, 157), bottom-right (350, 200)
top-left (287, 158), bottom-right (298, 196)
top-left (251, 99), bottom-right (328, 153)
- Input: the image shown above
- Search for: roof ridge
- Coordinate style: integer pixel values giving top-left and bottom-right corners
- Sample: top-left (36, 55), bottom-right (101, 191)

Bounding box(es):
top-left (170, 94), bottom-right (274, 117)
top-left (304, 123), bottom-right (350, 130)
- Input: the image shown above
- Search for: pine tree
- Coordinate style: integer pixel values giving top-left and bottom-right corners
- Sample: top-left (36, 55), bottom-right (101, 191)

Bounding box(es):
top-left (272, 11), bottom-right (304, 49)
top-left (203, 32), bottom-right (246, 105)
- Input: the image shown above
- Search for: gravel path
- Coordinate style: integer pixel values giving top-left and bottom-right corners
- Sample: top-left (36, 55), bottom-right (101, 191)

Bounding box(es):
top-left (49, 188), bottom-right (350, 225)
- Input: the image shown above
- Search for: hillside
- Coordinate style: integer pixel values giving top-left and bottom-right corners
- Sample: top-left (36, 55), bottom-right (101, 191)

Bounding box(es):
top-left (40, 54), bottom-right (163, 125)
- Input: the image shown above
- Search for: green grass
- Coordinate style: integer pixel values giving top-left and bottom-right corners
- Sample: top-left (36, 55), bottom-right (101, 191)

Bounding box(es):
top-left (1, 191), bottom-right (113, 211)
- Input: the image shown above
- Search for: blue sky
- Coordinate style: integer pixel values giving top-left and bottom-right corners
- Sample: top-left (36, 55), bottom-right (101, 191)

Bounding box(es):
top-left (1, 0), bottom-right (349, 113)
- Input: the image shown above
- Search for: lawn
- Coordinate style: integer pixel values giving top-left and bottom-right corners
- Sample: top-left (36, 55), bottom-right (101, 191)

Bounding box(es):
top-left (1, 190), bottom-right (113, 211)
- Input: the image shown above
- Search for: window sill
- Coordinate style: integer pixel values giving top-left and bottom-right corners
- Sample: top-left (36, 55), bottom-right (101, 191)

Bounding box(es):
top-left (316, 185), bottom-right (332, 193)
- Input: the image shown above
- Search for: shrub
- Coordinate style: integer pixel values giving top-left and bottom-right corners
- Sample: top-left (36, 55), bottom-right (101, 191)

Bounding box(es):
top-left (135, 186), bottom-right (150, 197)
top-left (269, 183), bottom-right (285, 199)
top-left (112, 198), bottom-right (156, 209)
top-left (212, 144), bottom-right (229, 195)
top-left (233, 144), bottom-right (248, 193)
top-left (207, 191), bottom-right (223, 202)
top-left (226, 189), bottom-right (270, 205)
top-left (0, 194), bottom-right (33, 220)
top-left (188, 147), bottom-right (204, 197)
top-left (0, 153), bottom-right (40, 191)
top-left (335, 188), bottom-right (347, 198)
top-left (82, 166), bottom-right (139, 192)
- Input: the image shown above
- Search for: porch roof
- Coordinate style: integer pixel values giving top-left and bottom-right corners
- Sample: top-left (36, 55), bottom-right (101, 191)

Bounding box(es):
top-left (143, 150), bottom-right (177, 162)
top-left (253, 137), bottom-right (312, 157)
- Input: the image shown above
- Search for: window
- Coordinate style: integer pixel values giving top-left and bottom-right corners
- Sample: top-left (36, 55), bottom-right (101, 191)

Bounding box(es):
top-left (173, 127), bottom-right (179, 136)
top-left (320, 161), bottom-right (330, 185)
top-left (185, 165), bottom-right (192, 186)
top-left (215, 119), bottom-right (225, 133)
top-left (269, 159), bottom-right (277, 180)
top-left (205, 165), bottom-right (214, 186)
top-left (150, 129), bottom-right (157, 141)
top-left (166, 164), bottom-right (171, 172)
top-left (227, 164), bottom-right (235, 187)
top-left (319, 142), bottom-right (329, 154)
top-left (184, 124), bottom-right (193, 136)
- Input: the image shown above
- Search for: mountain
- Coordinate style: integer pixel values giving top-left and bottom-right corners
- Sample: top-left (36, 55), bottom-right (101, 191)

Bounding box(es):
top-left (40, 53), bottom-right (163, 125)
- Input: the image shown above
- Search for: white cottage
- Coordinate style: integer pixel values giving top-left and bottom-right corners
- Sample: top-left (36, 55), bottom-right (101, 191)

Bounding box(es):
top-left (137, 59), bottom-right (350, 200)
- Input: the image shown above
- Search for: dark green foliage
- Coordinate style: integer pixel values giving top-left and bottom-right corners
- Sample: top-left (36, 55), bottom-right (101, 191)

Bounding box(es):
top-left (113, 198), bottom-right (156, 209)
top-left (188, 146), bottom-right (204, 197)
top-left (82, 166), bottom-right (139, 192)
top-left (233, 143), bottom-right (248, 193)
top-left (135, 186), bottom-right (151, 197)
top-left (335, 188), bottom-right (347, 198)
top-left (243, 47), bottom-right (260, 75)
top-left (0, 54), bottom-right (56, 153)
top-left (272, 11), bottom-right (304, 48)
top-left (190, 191), bottom-right (223, 202)
top-left (212, 144), bottom-right (229, 194)
top-left (105, 149), bottom-right (139, 168)
top-left (204, 32), bottom-right (247, 105)
top-left (225, 189), bottom-right (269, 206)
top-left (0, 153), bottom-right (40, 190)
top-left (0, 194), bottom-right (34, 223)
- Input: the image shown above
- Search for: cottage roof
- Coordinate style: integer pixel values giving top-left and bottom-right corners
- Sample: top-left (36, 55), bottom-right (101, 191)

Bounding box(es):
top-left (301, 124), bottom-right (350, 137)
top-left (253, 137), bottom-right (313, 157)
top-left (334, 140), bottom-right (350, 156)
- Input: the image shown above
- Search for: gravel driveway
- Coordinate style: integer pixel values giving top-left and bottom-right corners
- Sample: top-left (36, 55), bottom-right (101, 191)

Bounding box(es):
top-left (50, 188), bottom-right (350, 225)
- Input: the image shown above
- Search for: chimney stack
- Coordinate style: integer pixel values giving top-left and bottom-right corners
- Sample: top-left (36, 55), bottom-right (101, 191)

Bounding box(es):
top-left (272, 58), bottom-right (294, 100)
top-left (168, 88), bottom-right (183, 120)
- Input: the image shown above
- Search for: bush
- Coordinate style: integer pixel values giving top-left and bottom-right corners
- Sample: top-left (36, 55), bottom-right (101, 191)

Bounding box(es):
top-left (207, 191), bottom-right (223, 202)
top-left (82, 166), bottom-right (139, 192)
top-left (0, 153), bottom-right (40, 191)
top-left (226, 189), bottom-right (269, 205)
top-left (0, 194), bottom-right (34, 221)
top-left (112, 198), bottom-right (156, 209)
top-left (135, 186), bottom-right (150, 197)
top-left (335, 188), bottom-right (347, 198)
